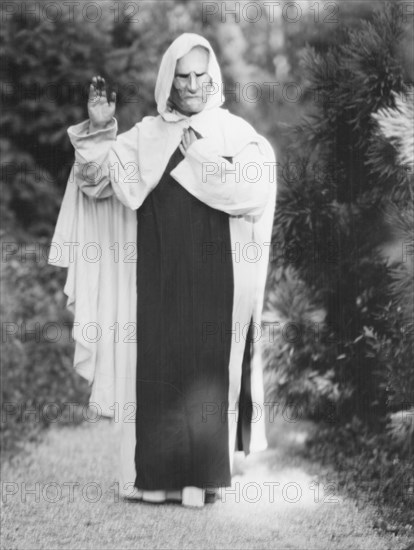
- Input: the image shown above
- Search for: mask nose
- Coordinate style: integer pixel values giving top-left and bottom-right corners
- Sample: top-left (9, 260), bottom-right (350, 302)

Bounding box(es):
top-left (187, 72), bottom-right (197, 92)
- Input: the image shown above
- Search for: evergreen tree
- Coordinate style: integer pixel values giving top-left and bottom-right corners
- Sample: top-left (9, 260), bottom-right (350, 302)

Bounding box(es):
top-left (264, 1), bottom-right (413, 428)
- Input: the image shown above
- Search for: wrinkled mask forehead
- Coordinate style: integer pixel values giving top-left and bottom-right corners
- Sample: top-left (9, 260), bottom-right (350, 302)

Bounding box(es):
top-left (173, 46), bottom-right (210, 76)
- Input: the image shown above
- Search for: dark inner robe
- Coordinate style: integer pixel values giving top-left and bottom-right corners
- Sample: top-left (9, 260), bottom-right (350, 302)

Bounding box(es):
top-left (134, 144), bottom-right (236, 490)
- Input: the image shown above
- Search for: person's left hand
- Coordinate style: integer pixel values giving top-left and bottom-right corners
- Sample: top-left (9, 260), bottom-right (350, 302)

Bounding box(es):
top-left (179, 128), bottom-right (198, 156)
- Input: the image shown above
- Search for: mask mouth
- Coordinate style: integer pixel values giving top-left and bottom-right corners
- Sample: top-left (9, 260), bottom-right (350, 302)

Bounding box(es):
top-left (167, 91), bottom-right (204, 113)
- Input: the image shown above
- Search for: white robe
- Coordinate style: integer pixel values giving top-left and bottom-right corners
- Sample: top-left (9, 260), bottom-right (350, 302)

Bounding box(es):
top-left (48, 33), bottom-right (277, 493)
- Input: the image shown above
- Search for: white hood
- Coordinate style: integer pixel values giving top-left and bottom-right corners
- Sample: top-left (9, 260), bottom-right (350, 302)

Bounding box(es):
top-left (154, 33), bottom-right (224, 122)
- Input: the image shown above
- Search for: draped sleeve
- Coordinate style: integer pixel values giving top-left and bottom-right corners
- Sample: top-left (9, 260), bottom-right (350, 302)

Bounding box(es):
top-left (170, 135), bottom-right (274, 217)
top-left (67, 119), bottom-right (117, 199)
top-left (67, 118), bottom-right (156, 210)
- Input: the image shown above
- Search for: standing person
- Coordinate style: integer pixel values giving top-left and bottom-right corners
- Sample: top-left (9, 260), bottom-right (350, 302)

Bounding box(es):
top-left (49, 33), bottom-right (276, 507)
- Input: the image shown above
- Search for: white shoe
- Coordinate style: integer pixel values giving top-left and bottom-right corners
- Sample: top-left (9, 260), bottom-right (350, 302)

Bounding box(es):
top-left (182, 486), bottom-right (205, 508)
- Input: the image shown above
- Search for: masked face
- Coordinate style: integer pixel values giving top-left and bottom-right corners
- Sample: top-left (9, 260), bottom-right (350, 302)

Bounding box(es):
top-left (168, 46), bottom-right (211, 116)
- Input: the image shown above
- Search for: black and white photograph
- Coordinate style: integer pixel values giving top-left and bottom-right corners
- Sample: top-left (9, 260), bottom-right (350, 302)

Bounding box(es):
top-left (1, 1), bottom-right (413, 548)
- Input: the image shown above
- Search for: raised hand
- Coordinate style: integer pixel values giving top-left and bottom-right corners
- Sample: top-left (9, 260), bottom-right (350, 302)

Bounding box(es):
top-left (88, 76), bottom-right (116, 132)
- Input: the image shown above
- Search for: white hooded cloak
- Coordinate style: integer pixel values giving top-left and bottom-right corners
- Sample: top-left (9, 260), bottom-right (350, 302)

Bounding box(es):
top-left (49, 33), bottom-right (277, 491)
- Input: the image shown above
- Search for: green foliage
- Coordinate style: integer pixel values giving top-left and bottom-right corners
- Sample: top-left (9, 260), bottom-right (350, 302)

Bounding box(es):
top-left (263, 266), bottom-right (342, 415)
top-left (306, 417), bottom-right (414, 529)
top-left (0, 239), bottom-right (90, 453)
top-left (265, 2), bottom-right (414, 428)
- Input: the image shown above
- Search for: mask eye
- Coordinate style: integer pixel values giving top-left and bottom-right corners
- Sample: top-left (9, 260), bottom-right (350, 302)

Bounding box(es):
top-left (175, 72), bottom-right (208, 80)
